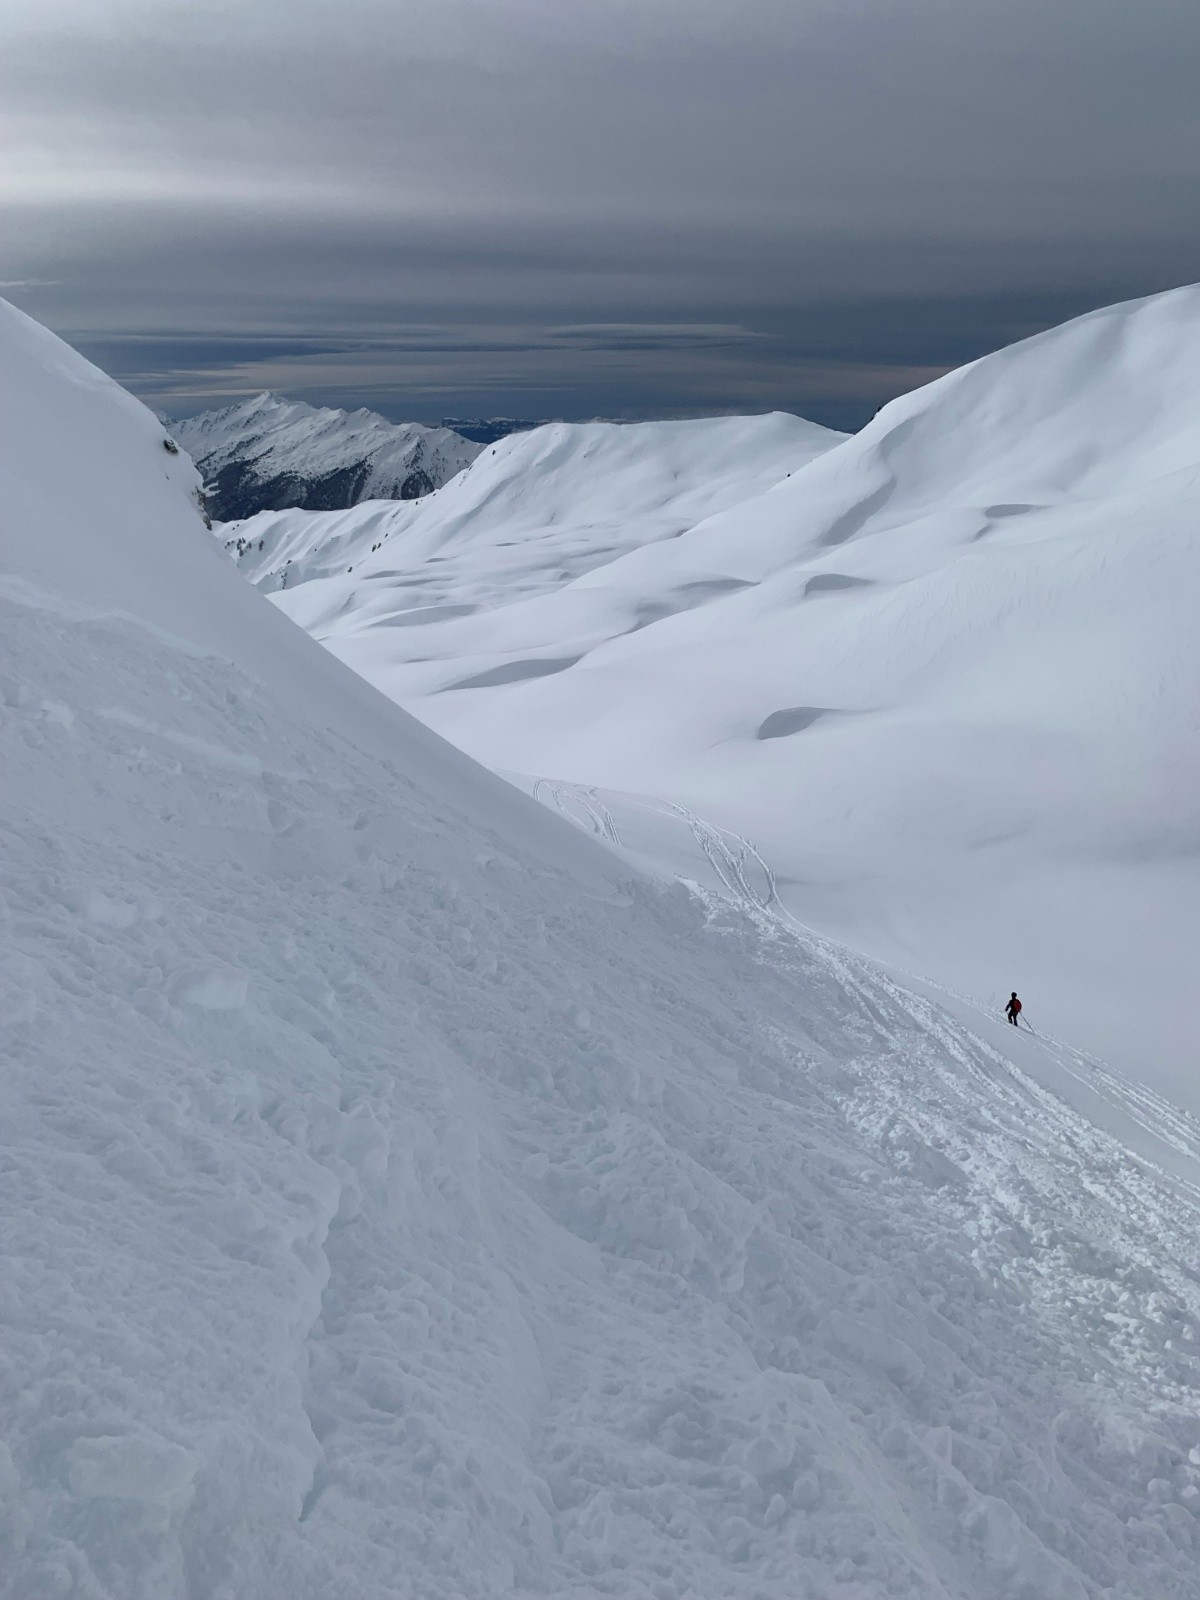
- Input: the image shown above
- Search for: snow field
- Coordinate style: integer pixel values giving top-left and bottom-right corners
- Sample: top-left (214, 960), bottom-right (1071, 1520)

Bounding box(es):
top-left (6, 293), bottom-right (1200, 1597)
top-left (239, 287), bottom-right (1200, 1094)
top-left (7, 581), bottom-right (1200, 1596)
top-left (220, 409), bottom-right (843, 608)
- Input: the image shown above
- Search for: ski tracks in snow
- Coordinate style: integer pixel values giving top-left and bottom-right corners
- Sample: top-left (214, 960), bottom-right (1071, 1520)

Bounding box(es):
top-left (529, 773), bottom-right (1200, 1202)
top-left (532, 779), bottom-right (777, 915)
top-left (7, 598), bottom-right (1200, 1597)
top-left (659, 797), bottom-right (777, 914)
top-left (894, 970), bottom-right (1200, 1206)
top-left (532, 779), bottom-right (623, 849)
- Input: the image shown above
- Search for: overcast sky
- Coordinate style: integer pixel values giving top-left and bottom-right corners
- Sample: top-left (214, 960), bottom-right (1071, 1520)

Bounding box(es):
top-left (3, 0), bottom-right (1198, 429)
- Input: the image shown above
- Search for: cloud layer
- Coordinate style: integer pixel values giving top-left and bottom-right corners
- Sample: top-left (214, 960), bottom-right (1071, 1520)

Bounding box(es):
top-left (4, 0), bottom-right (1198, 425)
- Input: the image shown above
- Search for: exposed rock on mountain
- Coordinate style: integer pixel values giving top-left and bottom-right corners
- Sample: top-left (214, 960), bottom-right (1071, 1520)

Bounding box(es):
top-left (171, 392), bottom-right (481, 519)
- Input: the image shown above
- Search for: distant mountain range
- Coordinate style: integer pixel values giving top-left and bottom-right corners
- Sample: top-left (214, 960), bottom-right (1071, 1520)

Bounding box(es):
top-left (440, 417), bottom-right (540, 445)
top-left (170, 393), bottom-right (483, 520)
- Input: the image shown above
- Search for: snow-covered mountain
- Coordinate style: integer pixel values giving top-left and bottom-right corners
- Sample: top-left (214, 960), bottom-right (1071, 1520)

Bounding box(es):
top-left (8, 299), bottom-right (1200, 1597)
top-left (171, 392), bottom-right (482, 520)
top-left (216, 408), bottom-right (845, 597)
top-left (230, 288), bottom-right (1200, 1094)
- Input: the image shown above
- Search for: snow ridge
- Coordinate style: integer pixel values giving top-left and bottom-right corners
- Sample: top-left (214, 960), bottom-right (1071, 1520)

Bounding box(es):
top-left (171, 392), bottom-right (482, 520)
top-left (215, 409), bottom-right (845, 601)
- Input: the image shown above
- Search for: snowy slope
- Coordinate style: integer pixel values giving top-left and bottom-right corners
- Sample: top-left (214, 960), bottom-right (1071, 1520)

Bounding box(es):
top-left (256, 288), bottom-right (1200, 1096)
top-left (7, 297), bottom-right (1200, 1599)
top-left (171, 392), bottom-right (481, 520)
top-left (215, 409), bottom-right (843, 605)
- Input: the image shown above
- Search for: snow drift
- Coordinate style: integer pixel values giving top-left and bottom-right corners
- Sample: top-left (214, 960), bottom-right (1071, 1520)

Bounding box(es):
top-left (215, 408), bottom-right (844, 604)
top-left (6, 296), bottom-right (1200, 1599)
top-left (172, 392), bottom-right (481, 521)
top-left (241, 288), bottom-right (1200, 1094)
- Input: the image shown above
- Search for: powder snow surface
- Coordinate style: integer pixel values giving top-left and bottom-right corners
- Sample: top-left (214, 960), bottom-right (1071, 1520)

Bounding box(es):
top-left (218, 409), bottom-right (842, 604)
top-left (242, 289), bottom-right (1200, 1095)
top-left (7, 297), bottom-right (1200, 1599)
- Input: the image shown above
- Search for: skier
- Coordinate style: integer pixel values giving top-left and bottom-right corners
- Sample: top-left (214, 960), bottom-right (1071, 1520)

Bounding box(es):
top-left (1005, 992), bottom-right (1022, 1027)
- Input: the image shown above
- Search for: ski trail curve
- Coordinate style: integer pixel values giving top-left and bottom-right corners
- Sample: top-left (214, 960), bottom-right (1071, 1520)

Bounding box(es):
top-left (525, 773), bottom-right (1200, 1196)
top-left (531, 779), bottom-right (622, 846)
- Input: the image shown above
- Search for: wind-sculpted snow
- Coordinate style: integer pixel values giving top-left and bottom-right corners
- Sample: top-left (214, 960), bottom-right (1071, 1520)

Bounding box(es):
top-left (7, 296), bottom-right (1200, 1598)
top-left (249, 288), bottom-right (1200, 1093)
top-left (172, 392), bottom-right (481, 521)
top-left (216, 409), bottom-right (843, 603)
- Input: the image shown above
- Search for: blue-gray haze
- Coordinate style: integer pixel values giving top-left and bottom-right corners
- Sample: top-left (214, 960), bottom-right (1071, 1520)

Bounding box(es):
top-left (3, 0), bottom-right (1198, 429)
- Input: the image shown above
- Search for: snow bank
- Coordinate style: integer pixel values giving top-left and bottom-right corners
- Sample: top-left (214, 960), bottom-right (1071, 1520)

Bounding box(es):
top-left (255, 288), bottom-right (1200, 1093)
top-left (6, 296), bottom-right (1200, 1598)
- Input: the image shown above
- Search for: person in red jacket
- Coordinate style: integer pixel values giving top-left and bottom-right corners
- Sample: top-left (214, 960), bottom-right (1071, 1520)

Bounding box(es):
top-left (1005, 992), bottom-right (1022, 1026)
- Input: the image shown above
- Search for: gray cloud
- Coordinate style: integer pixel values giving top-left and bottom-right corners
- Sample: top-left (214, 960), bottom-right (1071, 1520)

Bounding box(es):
top-left (3, 0), bottom-right (1198, 426)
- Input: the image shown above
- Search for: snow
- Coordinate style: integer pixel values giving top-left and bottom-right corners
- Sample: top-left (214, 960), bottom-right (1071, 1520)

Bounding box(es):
top-left (214, 409), bottom-right (843, 604)
top-left (6, 293), bottom-right (1200, 1598)
top-left (244, 287), bottom-right (1200, 1098)
top-left (171, 392), bottom-right (481, 519)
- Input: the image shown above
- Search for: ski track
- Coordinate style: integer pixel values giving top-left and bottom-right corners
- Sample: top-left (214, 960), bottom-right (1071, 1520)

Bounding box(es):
top-left (532, 779), bottom-right (623, 848)
top-left (531, 774), bottom-right (1200, 1217)
top-left (534, 780), bottom-right (777, 913)
top-left (885, 978), bottom-right (1200, 1206)
top-left (251, 288), bottom-right (1200, 1105)
top-left (9, 617), bottom-right (1200, 1596)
